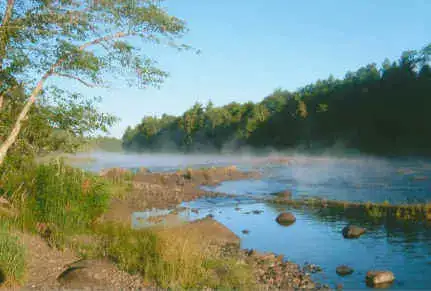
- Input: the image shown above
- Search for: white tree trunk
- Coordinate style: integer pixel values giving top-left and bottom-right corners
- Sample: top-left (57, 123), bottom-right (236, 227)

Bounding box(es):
top-left (0, 76), bottom-right (46, 165)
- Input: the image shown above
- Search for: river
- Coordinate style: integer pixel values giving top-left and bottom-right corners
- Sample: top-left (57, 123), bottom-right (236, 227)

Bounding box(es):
top-left (75, 152), bottom-right (431, 289)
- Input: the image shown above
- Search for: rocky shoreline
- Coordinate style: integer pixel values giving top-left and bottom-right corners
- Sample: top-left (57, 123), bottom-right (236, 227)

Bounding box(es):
top-left (99, 166), bottom-right (330, 290)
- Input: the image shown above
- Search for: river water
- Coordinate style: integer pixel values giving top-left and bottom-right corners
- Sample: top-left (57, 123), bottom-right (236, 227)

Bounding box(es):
top-left (76, 152), bottom-right (431, 289)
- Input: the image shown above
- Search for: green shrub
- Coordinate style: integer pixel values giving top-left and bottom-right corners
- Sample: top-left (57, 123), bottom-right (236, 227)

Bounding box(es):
top-left (27, 161), bottom-right (110, 232)
top-left (1, 160), bottom-right (110, 240)
top-left (0, 226), bottom-right (26, 285)
top-left (95, 223), bottom-right (166, 280)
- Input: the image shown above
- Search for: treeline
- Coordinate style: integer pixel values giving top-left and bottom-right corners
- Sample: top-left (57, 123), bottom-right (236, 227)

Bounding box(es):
top-left (79, 136), bottom-right (123, 152)
top-left (122, 45), bottom-right (431, 156)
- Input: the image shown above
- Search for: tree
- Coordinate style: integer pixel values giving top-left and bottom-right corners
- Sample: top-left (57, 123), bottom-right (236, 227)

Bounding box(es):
top-left (0, 0), bottom-right (189, 165)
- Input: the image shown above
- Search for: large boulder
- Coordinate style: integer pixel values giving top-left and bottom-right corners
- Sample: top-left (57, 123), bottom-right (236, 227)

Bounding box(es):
top-left (336, 265), bottom-right (354, 276)
top-left (276, 212), bottom-right (296, 226)
top-left (366, 270), bottom-right (395, 287)
top-left (57, 259), bottom-right (114, 288)
top-left (342, 225), bottom-right (366, 239)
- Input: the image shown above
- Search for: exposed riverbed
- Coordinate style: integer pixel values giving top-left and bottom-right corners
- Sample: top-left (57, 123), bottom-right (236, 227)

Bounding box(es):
top-left (75, 152), bottom-right (431, 289)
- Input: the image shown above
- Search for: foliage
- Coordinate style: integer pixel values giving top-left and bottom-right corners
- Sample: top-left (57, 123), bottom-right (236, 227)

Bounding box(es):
top-left (0, 225), bottom-right (26, 285)
top-left (79, 136), bottom-right (124, 152)
top-left (0, 0), bottom-right (190, 164)
top-left (124, 44), bottom-right (431, 156)
top-left (0, 160), bottom-right (110, 242)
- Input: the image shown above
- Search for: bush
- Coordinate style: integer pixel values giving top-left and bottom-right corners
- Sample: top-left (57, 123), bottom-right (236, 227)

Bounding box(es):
top-left (0, 226), bottom-right (26, 285)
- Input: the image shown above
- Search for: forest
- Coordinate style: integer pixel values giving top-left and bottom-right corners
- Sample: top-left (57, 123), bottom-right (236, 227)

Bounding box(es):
top-left (123, 45), bottom-right (431, 156)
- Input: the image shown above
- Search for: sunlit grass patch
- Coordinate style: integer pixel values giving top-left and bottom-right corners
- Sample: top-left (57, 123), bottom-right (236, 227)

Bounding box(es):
top-left (0, 225), bottom-right (26, 285)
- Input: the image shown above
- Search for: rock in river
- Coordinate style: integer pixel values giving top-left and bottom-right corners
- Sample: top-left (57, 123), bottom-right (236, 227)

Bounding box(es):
top-left (342, 225), bottom-right (366, 239)
top-left (276, 212), bottom-right (296, 226)
top-left (336, 265), bottom-right (354, 276)
top-left (366, 270), bottom-right (395, 287)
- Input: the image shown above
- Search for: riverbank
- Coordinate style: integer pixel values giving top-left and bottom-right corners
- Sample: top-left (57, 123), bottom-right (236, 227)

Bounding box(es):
top-left (0, 161), bottom-right (328, 290)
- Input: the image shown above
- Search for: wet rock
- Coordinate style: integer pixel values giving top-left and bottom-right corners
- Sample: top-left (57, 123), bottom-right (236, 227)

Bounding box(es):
top-left (205, 214), bottom-right (214, 219)
top-left (191, 208), bottom-right (199, 214)
top-left (336, 283), bottom-right (343, 290)
top-left (276, 212), bottom-right (296, 226)
top-left (336, 265), bottom-right (354, 276)
top-left (342, 225), bottom-right (366, 239)
top-left (366, 270), bottom-right (395, 287)
top-left (242, 229), bottom-right (250, 234)
top-left (234, 207), bottom-right (241, 211)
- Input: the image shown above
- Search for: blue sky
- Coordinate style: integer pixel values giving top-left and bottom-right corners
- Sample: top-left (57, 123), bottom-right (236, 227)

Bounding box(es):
top-left (79, 0), bottom-right (431, 138)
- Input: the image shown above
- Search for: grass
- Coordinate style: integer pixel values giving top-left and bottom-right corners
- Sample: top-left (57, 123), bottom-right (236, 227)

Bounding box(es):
top-left (0, 160), bottom-right (255, 289)
top-left (0, 225), bottom-right (26, 285)
top-left (269, 195), bottom-right (431, 221)
top-left (1, 160), bottom-right (111, 247)
top-left (89, 222), bottom-right (253, 289)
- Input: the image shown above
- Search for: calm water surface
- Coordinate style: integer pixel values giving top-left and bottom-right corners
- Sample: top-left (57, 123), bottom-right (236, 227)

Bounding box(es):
top-left (78, 152), bottom-right (431, 289)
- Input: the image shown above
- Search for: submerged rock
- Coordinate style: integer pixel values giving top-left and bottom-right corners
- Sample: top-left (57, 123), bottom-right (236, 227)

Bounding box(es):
top-left (342, 225), bottom-right (366, 239)
top-left (336, 265), bottom-right (354, 276)
top-left (276, 212), bottom-right (296, 226)
top-left (242, 229), bottom-right (250, 234)
top-left (366, 270), bottom-right (395, 287)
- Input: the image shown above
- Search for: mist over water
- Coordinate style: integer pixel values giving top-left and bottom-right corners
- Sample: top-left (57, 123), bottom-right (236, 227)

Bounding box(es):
top-left (76, 151), bottom-right (431, 289)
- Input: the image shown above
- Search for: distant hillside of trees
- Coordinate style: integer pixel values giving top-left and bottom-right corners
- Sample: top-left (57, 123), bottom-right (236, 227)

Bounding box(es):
top-left (80, 137), bottom-right (123, 152)
top-left (122, 44), bottom-right (431, 156)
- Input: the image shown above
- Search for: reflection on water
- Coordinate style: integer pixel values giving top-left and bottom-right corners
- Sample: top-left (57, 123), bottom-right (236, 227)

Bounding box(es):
top-left (77, 152), bottom-right (431, 289)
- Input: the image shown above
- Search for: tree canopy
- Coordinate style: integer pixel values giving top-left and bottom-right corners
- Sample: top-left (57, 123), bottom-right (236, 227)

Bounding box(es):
top-left (123, 44), bottom-right (431, 156)
top-left (0, 0), bottom-right (189, 165)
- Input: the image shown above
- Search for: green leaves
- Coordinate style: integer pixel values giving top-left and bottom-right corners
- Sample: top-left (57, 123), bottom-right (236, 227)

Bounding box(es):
top-left (0, 0), bottom-right (190, 163)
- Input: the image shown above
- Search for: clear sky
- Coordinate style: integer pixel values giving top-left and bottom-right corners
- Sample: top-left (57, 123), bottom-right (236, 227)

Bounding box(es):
top-left (78, 0), bottom-right (431, 138)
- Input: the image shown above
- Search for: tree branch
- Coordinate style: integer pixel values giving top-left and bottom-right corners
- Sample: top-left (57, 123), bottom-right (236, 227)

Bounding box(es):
top-left (53, 73), bottom-right (97, 88)
top-left (0, 0), bottom-right (15, 69)
top-left (0, 31), bottom-right (133, 165)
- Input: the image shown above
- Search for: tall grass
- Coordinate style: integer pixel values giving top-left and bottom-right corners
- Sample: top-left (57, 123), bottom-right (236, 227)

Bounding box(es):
top-left (0, 225), bottom-right (26, 285)
top-left (93, 223), bottom-right (253, 289)
top-left (1, 160), bottom-right (110, 245)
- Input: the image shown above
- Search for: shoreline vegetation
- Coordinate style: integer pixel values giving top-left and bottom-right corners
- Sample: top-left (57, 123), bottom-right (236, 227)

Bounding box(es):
top-left (0, 157), bottom-right (329, 290)
top-left (122, 45), bottom-right (431, 157)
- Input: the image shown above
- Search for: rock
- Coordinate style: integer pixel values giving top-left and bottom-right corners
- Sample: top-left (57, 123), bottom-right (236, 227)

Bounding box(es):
top-left (252, 210), bottom-right (263, 215)
top-left (57, 259), bottom-right (114, 289)
top-left (242, 229), bottom-right (250, 234)
top-left (303, 263), bottom-right (322, 273)
top-left (191, 208), bottom-right (199, 214)
top-left (234, 207), bottom-right (241, 211)
top-left (366, 270), bottom-right (395, 287)
top-left (273, 190), bottom-right (292, 200)
top-left (336, 265), bottom-right (354, 276)
top-left (276, 212), bottom-right (296, 226)
top-left (342, 225), bottom-right (366, 239)
top-left (336, 283), bottom-right (343, 290)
